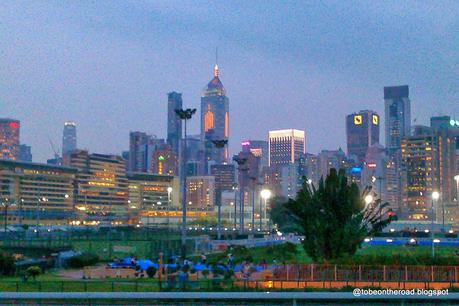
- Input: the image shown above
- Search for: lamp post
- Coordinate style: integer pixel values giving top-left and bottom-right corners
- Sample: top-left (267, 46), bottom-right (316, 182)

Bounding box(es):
top-left (455, 175), bottom-right (459, 203)
top-left (232, 183), bottom-right (238, 229)
top-left (432, 191), bottom-right (440, 259)
top-left (233, 156), bottom-right (248, 234)
top-left (211, 139), bottom-right (228, 240)
top-left (167, 186), bottom-right (172, 230)
top-left (260, 189), bottom-right (271, 233)
top-left (175, 108), bottom-right (196, 259)
top-left (249, 177), bottom-right (258, 233)
top-left (364, 194), bottom-right (373, 206)
top-left (36, 197), bottom-right (47, 237)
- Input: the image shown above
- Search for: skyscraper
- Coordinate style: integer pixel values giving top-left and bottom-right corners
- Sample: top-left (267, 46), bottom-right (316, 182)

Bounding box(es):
top-left (167, 92), bottom-right (182, 156)
top-left (62, 121), bottom-right (77, 156)
top-left (384, 85), bottom-right (411, 156)
top-left (241, 140), bottom-right (269, 169)
top-left (0, 118), bottom-right (20, 161)
top-left (201, 65), bottom-right (229, 166)
top-left (268, 129), bottom-right (305, 167)
top-left (19, 144), bottom-right (32, 162)
top-left (128, 131), bottom-right (164, 173)
top-left (346, 110), bottom-right (380, 164)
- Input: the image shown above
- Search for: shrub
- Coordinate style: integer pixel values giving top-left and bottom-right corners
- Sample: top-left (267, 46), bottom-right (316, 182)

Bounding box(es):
top-left (26, 266), bottom-right (41, 280)
top-left (202, 269), bottom-right (209, 278)
top-left (146, 266), bottom-right (157, 278)
top-left (67, 253), bottom-right (99, 268)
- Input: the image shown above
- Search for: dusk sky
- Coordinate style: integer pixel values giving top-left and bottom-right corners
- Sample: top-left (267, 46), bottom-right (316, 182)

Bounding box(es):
top-left (1, 1), bottom-right (459, 162)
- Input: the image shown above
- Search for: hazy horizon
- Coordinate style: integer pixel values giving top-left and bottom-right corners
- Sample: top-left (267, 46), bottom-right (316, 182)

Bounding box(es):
top-left (1, 1), bottom-right (458, 162)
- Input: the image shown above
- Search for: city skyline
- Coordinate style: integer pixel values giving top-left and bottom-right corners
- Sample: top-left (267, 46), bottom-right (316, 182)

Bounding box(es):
top-left (1, 1), bottom-right (459, 162)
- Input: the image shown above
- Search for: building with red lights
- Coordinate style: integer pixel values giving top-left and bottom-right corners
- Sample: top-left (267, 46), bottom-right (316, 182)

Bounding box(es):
top-left (0, 118), bottom-right (20, 160)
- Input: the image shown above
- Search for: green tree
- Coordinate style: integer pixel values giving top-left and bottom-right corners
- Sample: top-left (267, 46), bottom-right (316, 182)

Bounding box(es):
top-left (284, 168), bottom-right (394, 262)
top-left (25, 266), bottom-right (41, 281)
top-left (270, 196), bottom-right (301, 233)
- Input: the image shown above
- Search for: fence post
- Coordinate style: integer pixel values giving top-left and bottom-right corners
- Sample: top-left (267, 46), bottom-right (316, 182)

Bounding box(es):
top-left (334, 265), bottom-right (337, 281)
top-left (405, 266), bottom-right (408, 282)
top-left (358, 265), bottom-right (362, 281)
top-left (310, 264), bottom-right (314, 281)
top-left (455, 267), bottom-right (458, 283)
top-left (16, 282), bottom-right (18, 292)
top-left (431, 266), bottom-right (434, 282)
top-left (383, 265), bottom-right (386, 281)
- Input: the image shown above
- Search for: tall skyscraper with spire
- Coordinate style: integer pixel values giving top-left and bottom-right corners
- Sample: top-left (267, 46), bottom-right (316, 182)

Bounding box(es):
top-left (201, 64), bottom-right (229, 168)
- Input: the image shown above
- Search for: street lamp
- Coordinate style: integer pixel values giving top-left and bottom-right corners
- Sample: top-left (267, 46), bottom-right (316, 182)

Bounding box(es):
top-left (167, 186), bottom-right (172, 229)
top-left (2, 198), bottom-right (10, 236)
top-left (431, 191), bottom-right (440, 258)
top-left (175, 107), bottom-right (196, 259)
top-left (233, 155), bottom-right (248, 233)
top-left (211, 139), bottom-right (228, 240)
top-left (364, 194), bottom-right (373, 206)
top-left (260, 189), bottom-right (272, 232)
top-left (232, 183), bottom-right (238, 229)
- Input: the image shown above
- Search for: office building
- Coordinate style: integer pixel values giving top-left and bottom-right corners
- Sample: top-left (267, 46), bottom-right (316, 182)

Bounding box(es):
top-left (317, 149), bottom-right (348, 180)
top-left (241, 140), bottom-right (269, 169)
top-left (186, 176), bottom-right (215, 210)
top-left (67, 150), bottom-right (128, 224)
top-left (18, 144), bottom-right (32, 162)
top-left (150, 144), bottom-right (178, 175)
top-left (167, 92), bottom-right (182, 157)
top-left (384, 85), bottom-right (411, 156)
top-left (128, 132), bottom-right (164, 173)
top-left (201, 65), bottom-right (229, 166)
top-left (127, 172), bottom-right (179, 225)
top-left (62, 121), bottom-right (77, 156)
top-left (0, 160), bottom-right (76, 225)
top-left (268, 129), bottom-right (305, 167)
top-left (0, 118), bottom-right (20, 160)
top-left (346, 110), bottom-right (380, 164)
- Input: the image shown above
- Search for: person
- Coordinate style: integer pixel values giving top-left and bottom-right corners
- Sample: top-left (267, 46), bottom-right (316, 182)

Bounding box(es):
top-left (227, 253), bottom-right (234, 266)
top-left (200, 253), bottom-right (207, 264)
top-left (260, 258), bottom-right (267, 270)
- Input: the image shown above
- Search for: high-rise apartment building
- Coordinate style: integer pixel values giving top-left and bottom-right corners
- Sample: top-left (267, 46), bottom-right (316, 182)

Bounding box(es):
top-left (201, 65), bottom-right (229, 166)
top-left (167, 92), bottom-right (182, 157)
top-left (62, 121), bottom-right (77, 156)
top-left (0, 118), bottom-right (20, 160)
top-left (268, 129), bottom-right (305, 167)
top-left (346, 110), bottom-right (379, 164)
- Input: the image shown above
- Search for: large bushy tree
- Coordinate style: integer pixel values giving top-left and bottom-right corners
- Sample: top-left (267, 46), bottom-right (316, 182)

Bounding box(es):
top-left (284, 168), bottom-right (394, 261)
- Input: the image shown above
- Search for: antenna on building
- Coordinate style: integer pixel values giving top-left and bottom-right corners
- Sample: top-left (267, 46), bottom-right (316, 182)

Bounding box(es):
top-left (214, 47), bottom-right (219, 77)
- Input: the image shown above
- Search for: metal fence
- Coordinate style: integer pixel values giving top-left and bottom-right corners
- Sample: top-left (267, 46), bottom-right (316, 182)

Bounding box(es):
top-left (272, 264), bottom-right (459, 282)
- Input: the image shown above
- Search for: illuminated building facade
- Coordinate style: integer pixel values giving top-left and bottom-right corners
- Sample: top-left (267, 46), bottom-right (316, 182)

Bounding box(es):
top-left (67, 150), bottom-right (128, 224)
top-left (401, 127), bottom-right (438, 220)
top-left (268, 129), bottom-right (305, 167)
top-left (186, 176), bottom-right (215, 210)
top-left (0, 160), bottom-right (76, 225)
top-left (201, 65), bottom-right (229, 166)
top-left (127, 172), bottom-right (179, 225)
top-left (62, 121), bottom-right (77, 156)
top-left (0, 118), bottom-right (20, 161)
top-left (150, 144), bottom-right (178, 175)
top-left (346, 110), bottom-right (379, 164)
top-left (241, 140), bottom-right (269, 169)
top-left (167, 92), bottom-right (182, 157)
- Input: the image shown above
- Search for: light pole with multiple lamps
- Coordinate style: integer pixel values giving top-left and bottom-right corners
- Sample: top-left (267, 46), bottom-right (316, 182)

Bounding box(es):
top-left (260, 189), bottom-right (271, 232)
top-left (431, 191), bottom-right (440, 259)
top-left (175, 108), bottom-right (196, 259)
